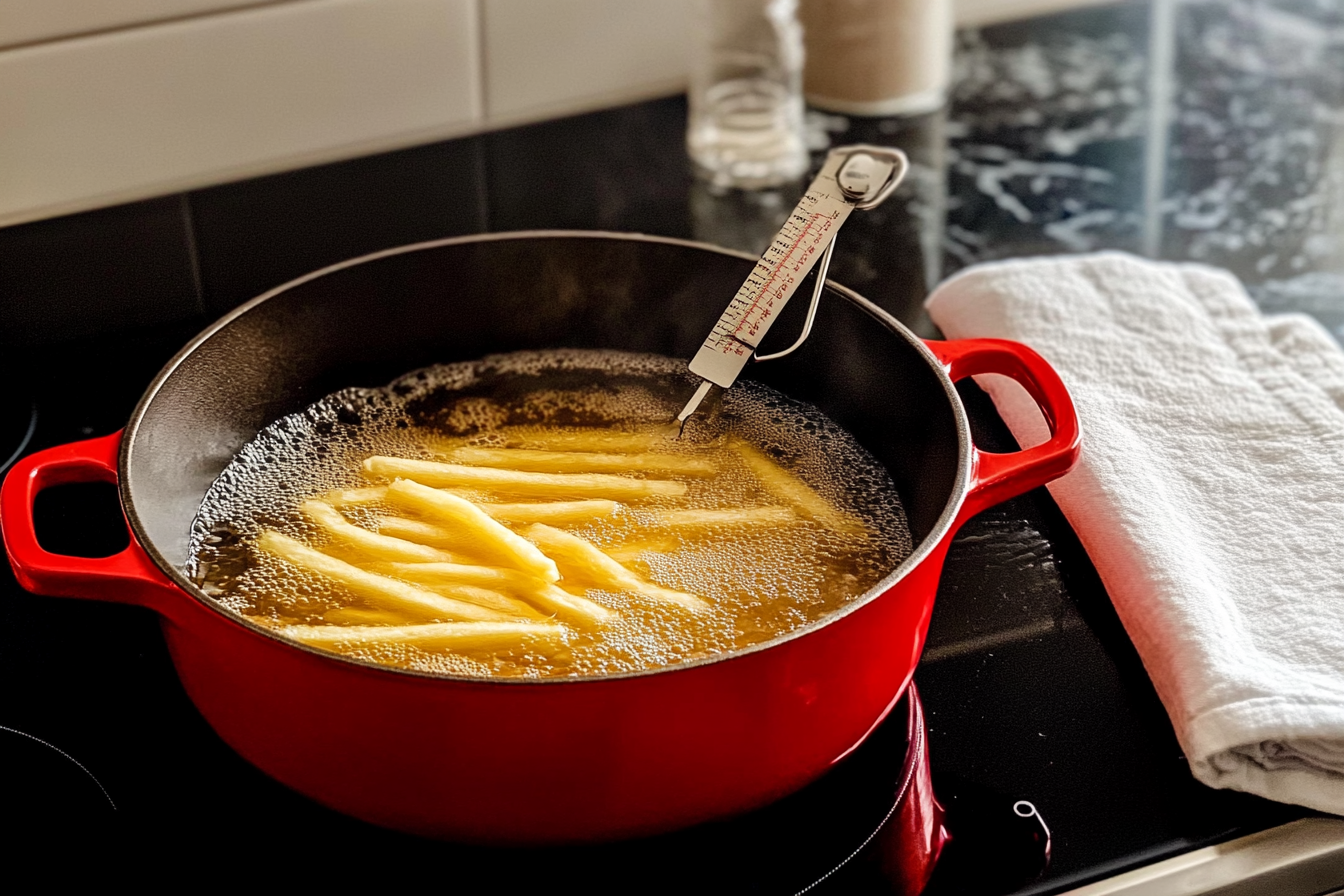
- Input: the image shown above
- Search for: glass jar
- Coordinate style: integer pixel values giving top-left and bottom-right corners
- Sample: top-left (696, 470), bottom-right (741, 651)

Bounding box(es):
top-left (686, 0), bottom-right (810, 189)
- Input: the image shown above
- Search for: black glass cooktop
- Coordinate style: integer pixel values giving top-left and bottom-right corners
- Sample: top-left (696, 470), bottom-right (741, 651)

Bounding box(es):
top-left (5, 0), bottom-right (1341, 888)
top-left (0, 313), bottom-right (1302, 891)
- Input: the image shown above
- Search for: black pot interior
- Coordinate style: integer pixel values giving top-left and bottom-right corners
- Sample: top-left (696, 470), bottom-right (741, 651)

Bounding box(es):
top-left (124, 234), bottom-right (962, 577)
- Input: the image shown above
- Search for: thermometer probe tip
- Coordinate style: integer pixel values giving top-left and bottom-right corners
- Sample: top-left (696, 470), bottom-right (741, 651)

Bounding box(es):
top-left (676, 379), bottom-right (715, 431)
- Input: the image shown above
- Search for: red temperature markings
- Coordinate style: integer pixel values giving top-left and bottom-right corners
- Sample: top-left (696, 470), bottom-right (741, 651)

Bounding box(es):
top-left (732, 213), bottom-right (832, 342)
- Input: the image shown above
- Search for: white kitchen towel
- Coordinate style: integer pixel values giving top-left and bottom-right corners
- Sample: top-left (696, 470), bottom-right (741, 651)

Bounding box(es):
top-left (925, 252), bottom-right (1344, 815)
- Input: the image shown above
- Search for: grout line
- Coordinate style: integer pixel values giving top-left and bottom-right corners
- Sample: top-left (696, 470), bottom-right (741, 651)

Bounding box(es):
top-left (0, 0), bottom-right (299, 53)
top-left (1141, 0), bottom-right (1176, 259)
top-left (472, 0), bottom-right (490, 123)
top-left (474, 134), bottom-right (492, 234)
top-left (472, 0), bottom-right (492, 232)
top-left (179, 193), bottom-right (208, 316)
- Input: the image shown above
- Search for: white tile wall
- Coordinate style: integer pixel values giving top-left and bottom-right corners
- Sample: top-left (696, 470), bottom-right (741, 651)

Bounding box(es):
top-left (0, 0), bottom-right (1106, 228)
top-left (0, 0), bottom-right (481, 228)
top-left (0, 0), bottom-right (273, 49)
top-left (481, 0), bottom-right (691, 127)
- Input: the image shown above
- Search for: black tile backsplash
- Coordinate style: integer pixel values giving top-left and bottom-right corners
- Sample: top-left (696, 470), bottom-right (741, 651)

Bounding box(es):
top-left (485, 96), bottom-right (695, 237)
top-left (188, 137), bottom-right (488, 316)
top-left (0, 197), bottom-right (201, 347)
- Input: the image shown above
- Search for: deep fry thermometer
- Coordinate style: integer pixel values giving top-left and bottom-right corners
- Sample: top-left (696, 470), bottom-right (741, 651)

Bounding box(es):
top-left (678, 145), bottom-right (909, 424)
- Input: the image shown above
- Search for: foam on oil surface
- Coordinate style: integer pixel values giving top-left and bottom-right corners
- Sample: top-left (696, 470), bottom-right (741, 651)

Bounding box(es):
top-left (188, 350), bottom-right (913, 678)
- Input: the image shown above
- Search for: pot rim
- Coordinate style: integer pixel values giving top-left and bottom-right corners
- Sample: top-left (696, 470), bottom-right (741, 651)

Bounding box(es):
top-left (120, 230), bottom-right (975, 685)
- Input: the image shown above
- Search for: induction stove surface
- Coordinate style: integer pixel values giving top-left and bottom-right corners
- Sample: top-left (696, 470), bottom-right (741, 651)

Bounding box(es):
top-left (0, 302), bottom-right (1310, 891)
top-left (7, 0), bottom-right (1343, 875)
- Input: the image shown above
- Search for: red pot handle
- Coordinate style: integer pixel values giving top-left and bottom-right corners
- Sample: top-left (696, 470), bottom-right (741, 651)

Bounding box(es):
top-left (924, 338), bottom-right (1081, 524)
top-left (1, 430), bottom-right (177, 612)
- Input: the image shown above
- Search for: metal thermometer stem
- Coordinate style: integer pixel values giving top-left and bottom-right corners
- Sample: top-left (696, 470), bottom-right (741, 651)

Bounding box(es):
top-left (677, 145), bottom-right (908, 425)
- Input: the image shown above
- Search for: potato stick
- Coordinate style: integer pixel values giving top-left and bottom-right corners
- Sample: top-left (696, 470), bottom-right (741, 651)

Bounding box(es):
top-left (650, 507), bottom-right (798, 529)
top-left (474, 499), bottom-right (620, 524)
top-left (373, 561), bottom-right (614, 629)
top-left (376, 516), bottom-right (476, 555)
top-left (322, 606), bottom-right (410, 627)
top-left (277, 621), bottom-right (569, 655)
top-left (299, 500), bottom-right (455, 563)
top-left (323, 486), bottom-right (389, 507)
top-left (440, 588), bottom-right (548, 620)
top-left (438, 447), bottom-right (716, 477)
top-left (500, 427), bottom-right (665, 453)
top-left (728, 438), bottom-right (863, 535)
top-left (384, 497), bottom-right (615, 526)
top-left (523, 523), bottom-right (707, 612)
top-left (364, 456), bottom-right (687, 501)
top-left (384, 479), bottom-right (561, 583)
top-left (257, 531), bottom-right (515, 623)
top-left (603, 537), bottom-right (680, 563)
top-left (528, 584), bottom-right (616, 629)
top-left (371, 561), bottom-right (545, 593)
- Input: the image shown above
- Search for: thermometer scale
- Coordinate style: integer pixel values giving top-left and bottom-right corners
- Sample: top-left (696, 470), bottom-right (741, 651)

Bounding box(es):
top-left (677, 145), bottom-right (909, 424)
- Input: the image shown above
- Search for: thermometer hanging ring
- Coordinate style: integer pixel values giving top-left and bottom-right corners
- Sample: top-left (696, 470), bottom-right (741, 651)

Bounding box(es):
top-left (677, 145), bottom-right (909, 424)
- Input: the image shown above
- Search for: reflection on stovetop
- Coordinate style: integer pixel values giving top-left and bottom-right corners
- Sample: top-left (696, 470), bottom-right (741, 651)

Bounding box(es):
top-left (1, 391), bottom-right (36, 480)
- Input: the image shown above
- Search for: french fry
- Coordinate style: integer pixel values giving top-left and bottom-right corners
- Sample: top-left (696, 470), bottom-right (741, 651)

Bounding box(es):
top-left (650, 507), bottom-right (798, 529)
top-left (357, 491), bottom-right (618, 526)
top-left (373, 561), bottom-right (614, 629)
top-left (322, 486), bottom-right (389, 507)
top-left (376, 516), bottom-right (474, 555)
top-left (257, 531), bottom-right (516, 623)
top-left (428, 584), bottom-right (550, 620)
top-left (383, 479), bottom-right (561, 583)
top-left (438, 446), bottom-right (716, 477)
top-left (300, 500), bottom-right (455, 563)
top-left (371, 561), bottom-right (545, 593)
top-left (528, 584), bottom-right (617, 628)
top-left (473, 499), bottom-right (621, 524)
top-left (522, 523), bottom-right (707, 612)
top-left (277, 620), bottom-right (569, 655)
top-left (321, 606), bottom-right (411, 626)
top-left (728, 438), bottom-right (863, 535)
top-left (364, 456), bottom-right (687, 501)
top-left (499, 427), bottom-right (666, 453)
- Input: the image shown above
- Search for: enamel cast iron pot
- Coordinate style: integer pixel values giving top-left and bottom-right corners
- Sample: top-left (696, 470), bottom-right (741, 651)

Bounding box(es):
top-left (1, 232), bottom-right (1079, 843)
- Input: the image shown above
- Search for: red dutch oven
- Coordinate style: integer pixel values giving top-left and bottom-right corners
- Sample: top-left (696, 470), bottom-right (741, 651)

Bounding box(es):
top-left (0, 232), bottom-right (1078, 844)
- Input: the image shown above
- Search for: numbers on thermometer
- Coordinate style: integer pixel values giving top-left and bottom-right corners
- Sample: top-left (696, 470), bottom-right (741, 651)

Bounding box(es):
top-left (706, 195), bottom-right (842, 358)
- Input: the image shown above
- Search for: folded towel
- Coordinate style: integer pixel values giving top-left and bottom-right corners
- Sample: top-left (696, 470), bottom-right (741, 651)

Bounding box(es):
top-left (925, 252), bottom-right (1344, 815)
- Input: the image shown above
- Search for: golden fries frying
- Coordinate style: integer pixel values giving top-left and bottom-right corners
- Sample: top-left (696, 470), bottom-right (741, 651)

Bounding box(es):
top-left (436, 447), bottom-right (716, 477)
top-left (328, 486), bottom-right (620, 525)
top-left (470, 499), bottom-right (621, 524)
top-left (523, 523), bottom-right (707, 612)
top-left (371, 561), bottom-right (614, 629)
top-left (497, 427), bottom-right (667, 453)
top-left (245, 423), bottom-right (871, 670)
top-left (364, 456), bottom-right (687, 501)
top-left (257, 531), bottom-right (517, 623)
top-left (728, 438), bottom-right (864, 536)
top-left (383, 479), bottom-right (561, 582)
top-left (301, 500), bottom-right (454, 563)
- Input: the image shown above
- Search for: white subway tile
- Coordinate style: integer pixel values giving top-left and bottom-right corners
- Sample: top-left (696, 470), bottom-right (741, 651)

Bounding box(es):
top-left (0, 0), bottom-right (275, 49)
top-left (0, 0), bottom-right (481, 228)
top-left (481, 0), bottom-right (691, 127)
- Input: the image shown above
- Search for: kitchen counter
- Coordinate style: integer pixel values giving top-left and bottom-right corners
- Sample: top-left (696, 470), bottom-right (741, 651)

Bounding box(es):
top-left (2, 0), bottom-right (1342, 890)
